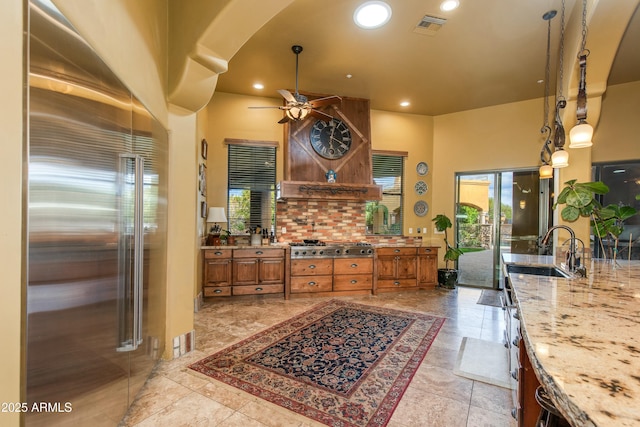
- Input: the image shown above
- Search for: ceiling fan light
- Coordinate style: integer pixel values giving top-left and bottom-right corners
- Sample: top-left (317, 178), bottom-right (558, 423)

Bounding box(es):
top-left (354, 1), bottom-right (392, 29)
top-left (286, 106), bottom-right (310, 121)
top-left (569, 121), bottom-right (593, 148)
top-left (551, 149), bottom-right (569, 168)
top-left (539, 164), bottom-right (553, 179)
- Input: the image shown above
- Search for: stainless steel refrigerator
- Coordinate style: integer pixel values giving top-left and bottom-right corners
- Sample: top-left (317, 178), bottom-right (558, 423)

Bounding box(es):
top-left (26, 1), bottom-right (167, 425)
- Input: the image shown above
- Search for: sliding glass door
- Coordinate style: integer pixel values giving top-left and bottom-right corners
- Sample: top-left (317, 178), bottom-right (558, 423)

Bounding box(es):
top-left (455, 170), bottom-right (551, 289)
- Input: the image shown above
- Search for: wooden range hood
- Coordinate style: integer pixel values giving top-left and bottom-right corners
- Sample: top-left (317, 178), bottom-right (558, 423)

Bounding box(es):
top-left (278, 94), bottom-right (381, 202)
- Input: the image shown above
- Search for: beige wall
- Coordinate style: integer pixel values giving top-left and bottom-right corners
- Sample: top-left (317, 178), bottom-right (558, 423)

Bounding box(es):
top-left (54, 0), bottom-right (169, 127)
top-left (0, 2), bottom-right (24, 424)
top-left (431, 99), bottom-right (543, 258)
top-left (370, 110), bottom-right (434, 238)
top-left (593, 81), bottom-right (640, 163)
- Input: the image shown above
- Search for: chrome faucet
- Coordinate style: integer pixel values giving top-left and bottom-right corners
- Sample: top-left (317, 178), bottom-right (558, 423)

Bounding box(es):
top-left (541, 225), bottom-right (585, 276)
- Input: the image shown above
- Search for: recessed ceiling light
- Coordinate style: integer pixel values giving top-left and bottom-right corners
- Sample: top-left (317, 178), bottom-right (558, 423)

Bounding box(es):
top-left (346, 74), bottom-right (353, 79)
top-left (354, 1), bottom-right (392, 29)
top-left (253, 83), bottom-right (264, 90)
top-left (400, 101), bottom-right (410, 107)
top-left (440, 0), bottom-right (459, 12)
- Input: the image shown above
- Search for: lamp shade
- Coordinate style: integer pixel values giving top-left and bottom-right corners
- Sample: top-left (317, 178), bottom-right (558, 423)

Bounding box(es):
top-left (206, 207), bottom-right (227, 223)
top-left (569, 122), bottom-right (593, 148)
top-left (539, 164), bottom-right (553, 179)
top-left (551, 149), bottom-right (569, 168)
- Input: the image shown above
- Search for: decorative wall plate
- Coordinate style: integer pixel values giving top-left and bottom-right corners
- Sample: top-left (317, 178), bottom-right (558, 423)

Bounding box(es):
top-left (414, 180), bottom-right (428, 195)
top-left (416, 161), bottom-right (429, 176)
top-left (413, 200), bottom-right (429, 217)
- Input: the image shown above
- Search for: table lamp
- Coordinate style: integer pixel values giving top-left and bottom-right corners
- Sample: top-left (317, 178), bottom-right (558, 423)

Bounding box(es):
top-left (206, 207), bottom-right (227, 246)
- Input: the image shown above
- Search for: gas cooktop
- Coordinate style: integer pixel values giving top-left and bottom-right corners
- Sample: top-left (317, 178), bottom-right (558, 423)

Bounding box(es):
top-left (289, 241), bottom-right (373, 258)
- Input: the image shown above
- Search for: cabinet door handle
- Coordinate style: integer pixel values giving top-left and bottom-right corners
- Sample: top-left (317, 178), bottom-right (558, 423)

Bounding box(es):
top-left (350, 280), bottom-right (358, 284)
top-left (510, 370), bottom-right (518, 381)
top-left (511, 408), bottom-right (518, 420)
top-left (255, 287), bottom-right (263, 291)
top-left (394, 281), bottom-right (400, 286)
top-left (309, 264), bottom-right (316, 269)
top-left (214, 289), bottom-right (222, 294)
top-left (394, 249), bottom-right (401, 253)
top-left (512, 338), bottom-right (519, 348)
top-left (214, 251), bottom-right (223, 256)
top-left (513, 312), bottom-right (520, 320)
top-left (255, 251), bottom-right (263, 255)
top-left (351, 263), bottom-right (358, 268)
top-left (423, 248), bottom-right (432, 253)
top-left (308, 281), bottom-right (316, 286)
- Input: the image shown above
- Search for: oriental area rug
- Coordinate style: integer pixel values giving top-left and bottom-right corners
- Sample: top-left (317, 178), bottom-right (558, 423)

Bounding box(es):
top-left (189, 299), bottom-right (445, 427)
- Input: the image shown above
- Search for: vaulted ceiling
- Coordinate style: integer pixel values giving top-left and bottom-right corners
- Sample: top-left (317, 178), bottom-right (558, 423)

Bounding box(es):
top-left (213, 0), bottom-right (640, 116)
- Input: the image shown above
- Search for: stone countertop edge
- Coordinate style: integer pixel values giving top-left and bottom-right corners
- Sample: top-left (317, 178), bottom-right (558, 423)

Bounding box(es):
top-left (201, 243), bottom-right (440, 249)
top-left (504, 253), bottom-right (640, 427)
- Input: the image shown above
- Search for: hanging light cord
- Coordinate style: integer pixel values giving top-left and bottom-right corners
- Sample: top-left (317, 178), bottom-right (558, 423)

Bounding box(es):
top-left (540, 12), bottom-right (554, 165)
top-left (552, 0), bottom-right (567, 151)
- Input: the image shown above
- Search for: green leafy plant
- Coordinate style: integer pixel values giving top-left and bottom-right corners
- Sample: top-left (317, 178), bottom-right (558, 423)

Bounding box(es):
top-left (554, 179), bottom-right (639, 263)
top-left (432, 214), bottom-right (464, 270)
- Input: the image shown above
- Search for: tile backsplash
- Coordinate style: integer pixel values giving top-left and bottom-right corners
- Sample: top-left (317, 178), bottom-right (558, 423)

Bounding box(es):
top-left (276, 199), bottom-right (421, 245)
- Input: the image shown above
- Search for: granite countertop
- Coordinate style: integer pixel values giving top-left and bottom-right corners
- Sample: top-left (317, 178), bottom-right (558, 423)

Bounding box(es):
top-left (504, 253), bottom-right (640, 426)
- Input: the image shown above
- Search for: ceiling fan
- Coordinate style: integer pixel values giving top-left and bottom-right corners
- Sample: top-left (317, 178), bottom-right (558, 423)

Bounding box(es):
top-left (249, 45), bottom-right (342, 124)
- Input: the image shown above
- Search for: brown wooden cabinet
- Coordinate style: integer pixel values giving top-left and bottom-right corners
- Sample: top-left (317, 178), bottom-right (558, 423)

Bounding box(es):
top-left (375, 247), bottom-right (418, 292)
top-left (203, 249), bottom-right (233, 297)
top-left (290, 258), bottom-right (333, 294)
top-left (417, 247), bottom-right (438, 289)
top-left (333, 258), bottom-right (373, 292)
top-left (232, 248), bottom-right (285, 296)
top-left (203, 247), bottom-right (285, 298)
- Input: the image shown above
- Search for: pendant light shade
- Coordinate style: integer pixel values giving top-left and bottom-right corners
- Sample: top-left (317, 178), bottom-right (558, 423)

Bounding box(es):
top-left (539, 164), bottom-right (553, 179)
top-left (551, 149), bottom-right (569, 168)
top-left (569, 120), bottom-right (593, 148)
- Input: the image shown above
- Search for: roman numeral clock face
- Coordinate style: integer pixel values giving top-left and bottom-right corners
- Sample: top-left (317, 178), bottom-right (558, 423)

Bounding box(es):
top-left (309, 118), bottom-right (352, 159)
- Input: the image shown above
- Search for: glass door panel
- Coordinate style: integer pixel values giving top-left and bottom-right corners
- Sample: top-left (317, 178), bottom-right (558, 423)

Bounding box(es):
top-left (457, 169), bottom-right (550, 289)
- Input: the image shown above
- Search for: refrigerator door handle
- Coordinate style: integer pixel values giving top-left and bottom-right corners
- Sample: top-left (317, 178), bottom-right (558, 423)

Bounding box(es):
top-left (117, 154), bottom-right (144, 352)
top-left (133, 155), bottom-right (144, 348)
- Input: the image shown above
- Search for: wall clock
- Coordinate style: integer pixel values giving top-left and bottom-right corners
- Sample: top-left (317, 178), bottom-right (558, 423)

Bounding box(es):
top-left (416, 161), bottom-right (429, 176)
top-left (309, 118), bottom-right (352, 160)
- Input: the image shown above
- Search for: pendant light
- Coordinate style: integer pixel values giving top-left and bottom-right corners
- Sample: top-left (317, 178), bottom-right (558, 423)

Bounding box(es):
top-left (569, 0), bottom-right (593, 148)
top-left (539, 10), bottom-right (556, 179)
top-left (551, 0), bottom-right (568, 169)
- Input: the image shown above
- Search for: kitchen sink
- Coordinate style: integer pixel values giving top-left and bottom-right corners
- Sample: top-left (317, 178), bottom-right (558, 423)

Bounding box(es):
top-left (506, 264), bottom-right (571, 278)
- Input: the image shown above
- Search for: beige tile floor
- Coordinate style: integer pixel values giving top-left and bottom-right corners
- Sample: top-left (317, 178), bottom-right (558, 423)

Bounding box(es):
top-left (121, 287), bottom-right (518, 427)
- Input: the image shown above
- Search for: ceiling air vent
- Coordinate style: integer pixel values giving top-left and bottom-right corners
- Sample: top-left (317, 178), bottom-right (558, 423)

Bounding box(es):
top-left (414, 15), bottom-right (447, 36)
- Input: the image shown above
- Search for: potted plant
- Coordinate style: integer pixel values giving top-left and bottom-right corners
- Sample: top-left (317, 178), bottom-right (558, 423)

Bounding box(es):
top-left (554, 179), bottom-right (639, 265)
top-left (432, 214), bottom-right (464, 289)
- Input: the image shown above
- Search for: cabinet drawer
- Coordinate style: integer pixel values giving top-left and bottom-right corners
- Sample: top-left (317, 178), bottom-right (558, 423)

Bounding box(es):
top-left (376, 279), bottom-right (417, 289)
top-left (291, 258), bottom-right (333, 276)
top-left (232, 283), bottom-right (284, 295)
top-left (233, 248), bottom-right (284, 259)
top-left (334, 258), bottom-right (373, 275)
top-left (203, 286), bottom-right (232, 297)
top-left (290, 276), bottom-right (333, 293)
top-left (417, 247), bottom-right (438, 256)
top-left (376, 247), bottom-right (417, 256)
top-left (333, 274), bottom-right (372, 291)
top-left (204, 249), bottom-right (232, 259)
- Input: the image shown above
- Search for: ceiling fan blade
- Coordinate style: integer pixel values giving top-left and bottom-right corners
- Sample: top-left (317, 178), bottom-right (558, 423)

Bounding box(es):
top-left (309, 95), bottom-right (341, 108)
top-left (277, 115), bottom-right (290, 124)
top-left (309, 109), bottom-right (333, 122)
top-left (277, 89), bottom-right (297, 103)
